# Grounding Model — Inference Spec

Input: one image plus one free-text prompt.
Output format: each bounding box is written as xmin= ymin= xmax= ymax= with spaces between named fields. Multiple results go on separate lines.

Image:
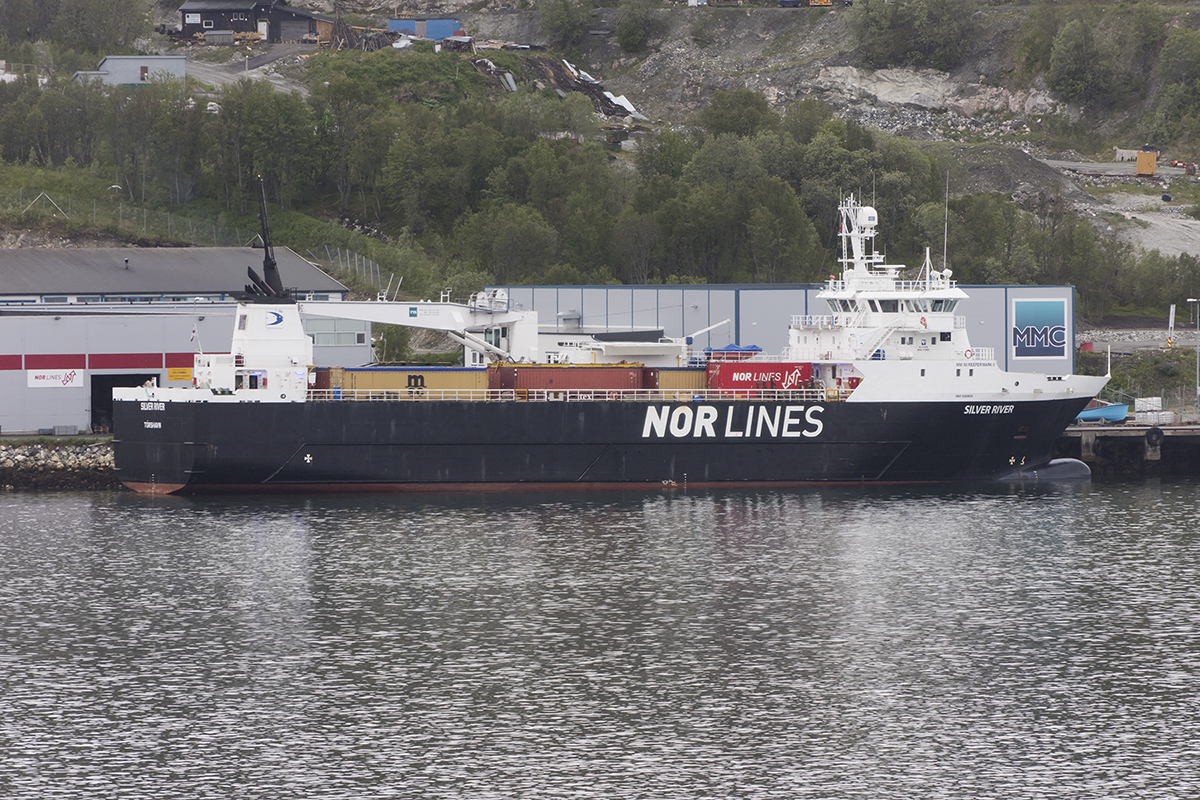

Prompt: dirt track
xmin=185 ymin=43 xmax=313 ymax=97
xmin=1080 ymin=192 xmax=1200 ymax=259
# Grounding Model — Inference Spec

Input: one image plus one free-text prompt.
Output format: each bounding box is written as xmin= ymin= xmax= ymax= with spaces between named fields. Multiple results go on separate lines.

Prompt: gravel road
xmin=186 ymin=43 xmax=313 ymax=97
xmin=1041 ymin=160 xmax=1200 ymax=258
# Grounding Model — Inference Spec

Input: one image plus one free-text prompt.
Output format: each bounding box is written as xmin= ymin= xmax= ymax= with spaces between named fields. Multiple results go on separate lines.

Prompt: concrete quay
xmin=1056 ymin=423 xmax=1200 ymax=478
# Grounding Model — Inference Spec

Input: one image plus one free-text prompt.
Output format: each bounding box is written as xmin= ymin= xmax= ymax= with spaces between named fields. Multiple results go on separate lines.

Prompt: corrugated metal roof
xmin=0 ymin=247 xmax=347 ymax=296
xmin=179 ymin=0 xmax=281 ymax=11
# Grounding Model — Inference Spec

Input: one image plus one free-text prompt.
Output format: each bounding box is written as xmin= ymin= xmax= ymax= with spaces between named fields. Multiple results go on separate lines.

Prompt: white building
xmin=72 ymin=55 xmax=187 ymax=86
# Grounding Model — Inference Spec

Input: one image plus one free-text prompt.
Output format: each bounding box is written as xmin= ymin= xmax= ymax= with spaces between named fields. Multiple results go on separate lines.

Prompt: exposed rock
xmin=0 ymin=442 xmax=120 ymax=491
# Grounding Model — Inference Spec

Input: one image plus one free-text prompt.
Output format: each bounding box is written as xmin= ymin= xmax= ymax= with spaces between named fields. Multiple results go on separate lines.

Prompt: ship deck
xmin=307 ymin=388 xmax=843 ymax=403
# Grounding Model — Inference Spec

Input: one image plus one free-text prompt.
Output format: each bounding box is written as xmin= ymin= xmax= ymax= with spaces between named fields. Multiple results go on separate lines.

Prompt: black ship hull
xmin=112 ymin=395 xmax=1094 ymax=494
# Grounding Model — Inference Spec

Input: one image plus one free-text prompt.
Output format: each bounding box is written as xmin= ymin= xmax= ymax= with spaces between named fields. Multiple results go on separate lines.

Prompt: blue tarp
xmin=387 ymin=18 xmax=462 ymax=40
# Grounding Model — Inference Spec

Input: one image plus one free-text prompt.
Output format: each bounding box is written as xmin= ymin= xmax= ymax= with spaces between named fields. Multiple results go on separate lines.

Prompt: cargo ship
xmin=111 ymin=196 xmax=1108 ymax=494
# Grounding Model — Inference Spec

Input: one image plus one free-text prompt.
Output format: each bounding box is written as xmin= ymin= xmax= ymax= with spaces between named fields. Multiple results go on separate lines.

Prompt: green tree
xmin=537 ymin=0 xmax=589 ymax=51
xmin=456 ymin=202 xmax=559 ymax=282
xmin=635 ymin=130 xmax=696 ymax=179
xmin=853 ymin=0 xmax=976 ymax=70
xmin=371 ymin=324 xmax=411 ymax=363
xmin=1047 ymin=19 xmax=1115 ymax=106
xmin=0 ymin=0 xmax=62 ymax=42
xmin=147 ymin=78 xmax=207 ymax=204
xmin=349 ymin=114 xmax=400 ymax=219
xmin=55 ymin=0 xmax=150 ymax=51
xmin=1159 ymin=27 xmax=1200 ymax=84
xmin=310 ymin=75 xmax=387 ymax=211
xmin=199 ymin=79 xmax=285 ymax=210
xmin=616 ymin=0 xmax=666 ymax=53
xmin=681 ymin=134 xmax=768 ymax=188
xmin=745 ymin=177 xmax=819 ymax=283
xmin=782 ymin=98 xmax=833 ymax=147
xmin=1127 ymin=2 xmax=1170 ymax=70
xmin=612 ymin=210 xmax=659 ymax=284
xmin=699 ymin=89 xmax=779 ymax=138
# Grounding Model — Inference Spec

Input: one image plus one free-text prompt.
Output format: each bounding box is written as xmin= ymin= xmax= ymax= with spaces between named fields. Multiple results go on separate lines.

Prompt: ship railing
xmin=824 ymin=278 xmax=958 ymax=292
xmin=306 ymin=388 xmax=839 ymax=403
xmin=793 ymin=313 xmax=968 ymax=331
xmin=959 ymin=347 xmax=996 ymax=362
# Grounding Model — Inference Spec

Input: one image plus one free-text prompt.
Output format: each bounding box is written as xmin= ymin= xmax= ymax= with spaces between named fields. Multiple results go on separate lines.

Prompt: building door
xmin=91 ymin=374 xmax=158 ymax=433
xmin=280 ymin=20 xmax=309 ymax=41
xmin=258 ymin=19 xmax=269 ymax=40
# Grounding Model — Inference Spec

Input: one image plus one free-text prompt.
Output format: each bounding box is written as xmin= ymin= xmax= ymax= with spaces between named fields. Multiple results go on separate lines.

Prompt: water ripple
xmin=2 ymin=482 xmax=1198 ymax=798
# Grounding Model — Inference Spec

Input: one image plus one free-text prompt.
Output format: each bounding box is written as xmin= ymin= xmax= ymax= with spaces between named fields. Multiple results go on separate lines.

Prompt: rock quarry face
xmin=811 ymin=67 xmax=1058 ymax=118
xmin=454 ymin=8 xmax=1060 ymax=131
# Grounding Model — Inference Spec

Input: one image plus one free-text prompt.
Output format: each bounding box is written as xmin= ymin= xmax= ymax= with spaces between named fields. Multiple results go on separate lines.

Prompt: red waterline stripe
xmin=0 ymin=355 xmax=22 ymax=370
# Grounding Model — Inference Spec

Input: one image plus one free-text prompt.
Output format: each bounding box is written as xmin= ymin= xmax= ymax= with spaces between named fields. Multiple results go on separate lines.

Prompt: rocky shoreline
xmin=0 ymin=441 xmax=121 ymax=491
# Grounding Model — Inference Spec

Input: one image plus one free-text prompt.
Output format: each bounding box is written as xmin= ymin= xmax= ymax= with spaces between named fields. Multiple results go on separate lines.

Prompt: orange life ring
xmin=920 ymin=316 xmax=927 ymax=328
xmin=964 ymin=349 xmax=973 ymax=359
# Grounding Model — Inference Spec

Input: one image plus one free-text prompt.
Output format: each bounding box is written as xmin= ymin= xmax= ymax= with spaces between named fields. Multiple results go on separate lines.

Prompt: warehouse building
xmin=0 ymin=247 xmax=366 ymax=435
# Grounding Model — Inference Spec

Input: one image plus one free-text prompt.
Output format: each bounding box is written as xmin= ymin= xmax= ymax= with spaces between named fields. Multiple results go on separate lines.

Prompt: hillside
xmin=6 ymin=0 xmax=1200 ymax=321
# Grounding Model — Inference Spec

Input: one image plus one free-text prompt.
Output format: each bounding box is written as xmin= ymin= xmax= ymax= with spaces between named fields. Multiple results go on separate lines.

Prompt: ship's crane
xmin=245 ymin=176 xmax=287 ymax=298
xmin=298 ymin=290 xmax=540 ymax=363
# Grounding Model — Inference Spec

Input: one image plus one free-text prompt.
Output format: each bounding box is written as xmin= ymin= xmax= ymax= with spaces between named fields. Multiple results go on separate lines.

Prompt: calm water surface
xmin=2 ymin=481 xmax=1199 ymax=799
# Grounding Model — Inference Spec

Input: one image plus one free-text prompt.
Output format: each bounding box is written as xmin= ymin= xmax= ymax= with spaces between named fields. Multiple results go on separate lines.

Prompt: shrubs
xmin=616 ymin=1 xmax=667 ymax=53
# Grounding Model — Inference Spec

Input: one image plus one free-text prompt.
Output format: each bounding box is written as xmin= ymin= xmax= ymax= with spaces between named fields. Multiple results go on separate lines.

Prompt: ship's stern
xmin=111 ymin=396 xmax=197 ymax=494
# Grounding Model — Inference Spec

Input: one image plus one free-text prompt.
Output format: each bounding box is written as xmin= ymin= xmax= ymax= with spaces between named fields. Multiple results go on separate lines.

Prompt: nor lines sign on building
xmin=1011 ymin=298 xmax=1069 ymax=360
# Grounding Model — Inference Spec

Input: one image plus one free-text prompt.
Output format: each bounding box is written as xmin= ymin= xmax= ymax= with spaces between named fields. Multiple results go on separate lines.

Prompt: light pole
xmin=1189 ymin=298 xmax=1200 ymax=421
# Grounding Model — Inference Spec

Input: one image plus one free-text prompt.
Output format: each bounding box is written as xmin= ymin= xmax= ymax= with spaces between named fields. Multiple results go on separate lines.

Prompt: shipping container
xmin=659 ymin=367 xmax=706 ymax=392
xmin=311 ymin=367 xmax=331 ymax=390
xmin=489 ymin=364 xmax=646 ymax=392
xmin=707 ymin=361 xmax=814 ymax=391
xmin=344 ymin=366 xmax=487 ymax=392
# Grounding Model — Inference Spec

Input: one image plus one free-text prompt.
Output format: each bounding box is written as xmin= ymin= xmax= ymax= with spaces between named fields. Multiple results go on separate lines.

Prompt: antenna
xmin=942 ymin=171 xmax=950 ymax=270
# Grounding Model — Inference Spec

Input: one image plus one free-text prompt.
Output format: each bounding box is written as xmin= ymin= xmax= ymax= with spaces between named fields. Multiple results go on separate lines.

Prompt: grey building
xmin=72 ymin=55 xmax=187 ymax=86
xmin=494 ymin=283 xmax=1082 ymax=375
xmin=0 ymin=247 xmax=368 ymax=435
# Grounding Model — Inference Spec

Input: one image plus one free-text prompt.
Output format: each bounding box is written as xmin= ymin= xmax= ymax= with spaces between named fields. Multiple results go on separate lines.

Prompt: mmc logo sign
xmin=1012 ymin=298 xmax=1068 ymax=359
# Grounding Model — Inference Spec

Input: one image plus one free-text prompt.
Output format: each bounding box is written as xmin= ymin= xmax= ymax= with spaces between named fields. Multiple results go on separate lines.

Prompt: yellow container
xmin=1136 ymin=151 xmax=1157 ymax=177
xmin=658 ymin=367 xmax=707 ymax=391
xmin=343 ymin=367 xmax=487 ymax=392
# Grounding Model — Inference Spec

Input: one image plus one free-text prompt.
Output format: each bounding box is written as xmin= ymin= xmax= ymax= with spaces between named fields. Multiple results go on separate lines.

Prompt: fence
xmin=1104 ymin=386 xmax=1200 ymax=424
xmin=0 ymin=188 xmax=386 ymax=291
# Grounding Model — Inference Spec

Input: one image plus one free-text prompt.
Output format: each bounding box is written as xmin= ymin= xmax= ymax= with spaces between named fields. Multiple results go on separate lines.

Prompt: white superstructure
xmin=767 ymin=196 xmax=1107 ymax=404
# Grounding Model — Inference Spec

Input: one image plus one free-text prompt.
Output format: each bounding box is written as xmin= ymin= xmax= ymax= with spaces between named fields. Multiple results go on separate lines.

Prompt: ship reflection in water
xmin=2 ymin=482 xmax=1198 ymax=798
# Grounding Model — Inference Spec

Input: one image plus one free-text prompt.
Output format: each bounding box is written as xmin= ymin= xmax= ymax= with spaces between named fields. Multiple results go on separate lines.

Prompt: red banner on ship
xmin=707 ymin=362 xmax=814 ymax=391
